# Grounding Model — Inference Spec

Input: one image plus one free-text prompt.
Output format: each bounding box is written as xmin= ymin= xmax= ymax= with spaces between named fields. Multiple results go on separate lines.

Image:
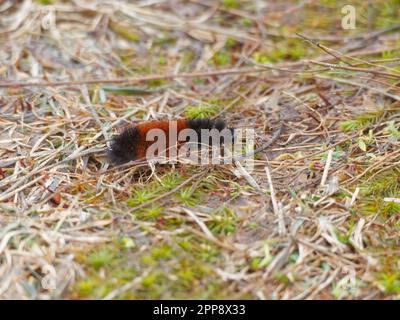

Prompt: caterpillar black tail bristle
xmin=107 ymin=126 xmax=139 ymax=165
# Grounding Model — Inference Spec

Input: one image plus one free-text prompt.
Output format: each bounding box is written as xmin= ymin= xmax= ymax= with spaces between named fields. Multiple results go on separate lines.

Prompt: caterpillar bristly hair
xmin=107 ymin=118 xmax=233 ymax=165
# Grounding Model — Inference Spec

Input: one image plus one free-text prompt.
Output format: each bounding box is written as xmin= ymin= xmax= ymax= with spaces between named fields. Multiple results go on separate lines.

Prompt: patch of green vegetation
xmin=87 ymin=248 xmax=117 ymax=270
xmin=176 ymin=186 xmax=201 ymax=207
xmin=160 ymin=172 xmax=185 ymax=190
xmin=249 ymin=243 xmax=273 ymax=270
xmin=374 ymin=1 xmax=400 ymax=28
xmin=386 ymin=121 xmax=400 ymax=140
xmin=339 ymin=109 xmax=385 ymax=132
xmin=335 ymin=223 xmax=355 ymax=245
xmin=157 ymin=55 xmax=167 ymax=65
xmin=274 ymin=272 xmax=291 ymax=286
xmin=360 ymin=195 xmax=400 ymax=216
xmin=154 ymin=33 xmax=176 ymax=46
xmin=151 ymin=243 xmax=173 ymax=260
xmin=127 ymin=189 xmax=158 ymax=207
xmin=120 ymin=237 xmax=136 ymax=249
xmin=35 ymin=0 xmax=54 ymax=4
xmin=377 ymin=272 xmax=400 ymax=294
xmin=141 ymin=271 xmax=163 ymax=288
xmin=357 ymin=167 xmax=400 ymax=216
xmin=74 ymin=233 xmax=246 ymax=299
xmin=212 ymin=50 xmax=232 ymax=67
xmin=381 ymin=49 xmax=400 ymax=60
xmin=225 ymin=38 xmax=237 ymax=49
xmin=175 ymin=173 xmax=221 ymax=207
xmin=127 ymin=172 xmax=186 ymax=208
xmin=375 ymin=254 xmax=400 ymax=295
xmin=182 ymin=50 xmax=195 ymax=66
xmin=148 ymin=79 xmax=168 ymax=87
xmin=222 ymin=0 xmax=240 ymax=9
xmin=239 ymin=18 xmax=252 ymax=27
xmin=185 ymin=104 xmax=221 ymax=119
xmin=126 ymin=172 xmax=222 ymax=228
xmin=135 ymin=205 xmax=164 ymax=221
xmin=109 ymin=22 xmax=140 ymax=42
xmin=361 ymin=168 xmax=400 ymax=196
xmin=253 ymin=39 xmax=306 ymax=64
xmin=209 ymin=206 xmax=238 ymax=235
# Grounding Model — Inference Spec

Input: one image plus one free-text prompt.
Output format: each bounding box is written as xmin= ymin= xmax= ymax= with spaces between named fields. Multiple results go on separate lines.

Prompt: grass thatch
xmin=0 ymin=0 xmax=399 ymax=299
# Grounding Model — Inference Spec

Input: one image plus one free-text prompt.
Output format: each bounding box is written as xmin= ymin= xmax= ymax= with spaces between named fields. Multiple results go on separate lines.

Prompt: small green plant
xmin=160 ymin=172 xmax=184 ymax=190
xmin=222 ymin=0 xmax=240 ymax=9
xmin=35 ymin=0 xmax=54 ymax=4
xmin=358 ymin=167 xmax=400 ymax=216
xmin=209 ymin=206 xmax=238 ymax=235
xmin=136 ymin=205 xmax=164 ymax=221
xmin=109 ymin=22 xmax=140 ymax=42
xmin=176 ymin=187 xmax=197 ymax=206
xmin=87 ymin=249 xmax=117 ymax=270
xmin=127 ymin=189 xmax=158 ymax=206
xmin=253 ymin=39 xmax=306 ymax=64
xmin=377 ymin=272 xmax=400 ymax=294
xmin=212 ymin=50 xmax=231 ymax=66
xmin=151 ymin=244 xmax=173 ymax=260
xmin=185 ymin=104 xmax=220 ymax=119
xmin=340 ymin=109 xmax=384 ymax=132
xmin=386 ymin=121 xmax=400 ymax=140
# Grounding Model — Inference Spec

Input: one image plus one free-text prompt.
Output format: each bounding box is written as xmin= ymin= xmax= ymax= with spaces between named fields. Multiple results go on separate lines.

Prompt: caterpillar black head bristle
xmin=107 ymin=126 xmax=139 ymax=165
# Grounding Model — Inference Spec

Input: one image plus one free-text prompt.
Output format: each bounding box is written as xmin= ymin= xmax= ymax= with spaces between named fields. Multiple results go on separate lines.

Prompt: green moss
xmin=160 ymin=172 xmax=185 ymax=190
xmin=212 ymin=50 xmax=232 ymax=67
xmin=239 ymin=18 xmax=252 ymax=27
xmin=87 ymin=249 xmax=117 ymax=270
xmin=35 ymin=0 xmax=54 ymax=4
xmin=182 ymin=50 xmax=195 ymax=66
xmin=335 ymin=224 xmax=355 ymax=245
xmin=185 ymin=104 xmax=220 ymax=119
xmin=377 ymin=272 xmax=400 ymax=294
xmin=339 ymin=109 xmax=385 ymax=132
xmin=222 ymin=0 xmax=240 ymax=9
xmin=157 ymin=55 xmax=167 ymax=65
xmin=225 ymin=38 xmax=237 ymax=49
xmin=374 ymin=1 xmax=400 ymax=28
xmin=77 ymin=279 xmax=98 ymax=296
xmin=175 ymin=186 xmax=200 ymax=207
xmin=120 ymin=237 xmax=136 ymax=249
xmin=250 ymin=257 xmax=262 ymax=270
xmin=356 ymin=167 xmax=400 ymax=216
xmin=386 ymin=121 xmax=400 ymax=140
xmin=154 ymin=33 xmax=176 ymax=46
xmin=109 ymin=22 xmax=140 ymax=42
xmin=253 ymin=39 xmax=306 ymax=64
xmin=151 ymin=244 xmax=173 ymax=260
xmin=142 ymin=272 xmax=162 ymax=287
xmin=148 ymin=79 xmax=168 ymax=87
xmin=127 ymin=189 xmax=158 ymax=206
xmin=72 ymin=230 xmax=246 ymax=299
xmin=360 ymin=197 xmax=400 ymax=216
xmin=209 ymin=206 xmax=238 ymax=235
xmin=135 ymin=205 xmax=164 ymax=221
xmin=382 ymin=49 xmax=400 ymax=60
xmin=274 ymin=272 xmax=291 ymax=285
